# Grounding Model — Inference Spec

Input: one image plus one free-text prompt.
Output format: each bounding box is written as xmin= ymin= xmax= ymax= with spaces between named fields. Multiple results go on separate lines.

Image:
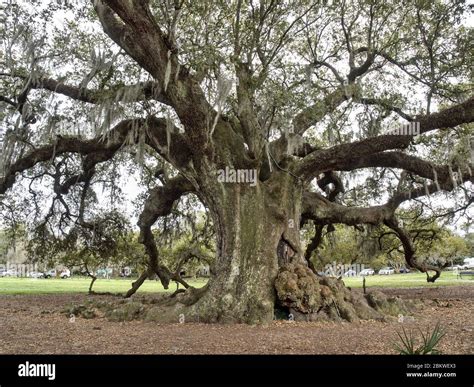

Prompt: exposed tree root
xmin=274 ymin=263 xmax=414 ymax=322
xmin=76 ymin=265 xmax=416 ymax=325
xmin=88 ymin=291 xmax=121 ymax=296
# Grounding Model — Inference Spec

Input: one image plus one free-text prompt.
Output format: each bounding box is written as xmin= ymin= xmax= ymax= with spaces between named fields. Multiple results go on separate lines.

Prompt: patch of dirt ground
xmin=0 ymin=286 xmax=472 ymax=354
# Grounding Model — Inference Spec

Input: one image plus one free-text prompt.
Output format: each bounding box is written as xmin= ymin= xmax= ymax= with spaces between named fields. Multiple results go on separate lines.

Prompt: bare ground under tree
xmin=0 ymin=286 xmax=472 ymax=355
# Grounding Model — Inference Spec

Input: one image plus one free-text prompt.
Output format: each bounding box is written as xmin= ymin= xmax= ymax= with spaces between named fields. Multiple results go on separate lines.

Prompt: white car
xmin=44 ymin=269 xmax=57 ymax=278
xmin=344 ymin=269 xmax=357 ymax=277
xmin=3 ymin=269 xmax=18 ymax=277
xmin=360 ymin=268 xmax=375 ymax=276
xmin=60 ymin=269 xmax=71 ymax=279
xmin=27 ymin=271 xmax=45 ymax=279
xmin=378 ymin=267 xmax=395 ymax=275
xmin=463 ymin=260 xmax=474 ymax=269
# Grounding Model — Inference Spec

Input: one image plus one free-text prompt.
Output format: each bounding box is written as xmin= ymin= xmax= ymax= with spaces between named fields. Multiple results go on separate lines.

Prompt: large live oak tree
xmin=0 ymin=0 xmax=472 ymax=323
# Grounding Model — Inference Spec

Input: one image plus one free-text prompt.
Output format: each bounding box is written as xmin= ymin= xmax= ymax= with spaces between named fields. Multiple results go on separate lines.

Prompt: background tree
xmin=428 ymin=233 xmax=469 ymax=267
xmin=372 ymin=214 xmax=470 ymax=270
xmin=306 ymin=216 xmax=469 ymax=272
xmin=462 ymin=232 xmax=474 ymax=256
xmin=27 ymin=209 xmax=131 ymax=292
xmin=0 ymin=0 xmax=473 ymax=323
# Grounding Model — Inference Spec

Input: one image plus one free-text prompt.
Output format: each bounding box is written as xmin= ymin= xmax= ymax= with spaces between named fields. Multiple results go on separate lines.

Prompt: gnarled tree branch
xmin=93 ymin=0 xmax=214 ymax=146
xmin=294 ymin=96 xmax=474 ymax=181
xmin=384 ymin=217 xmax=441 ymax=282
xmin=125 ymin=174 xmax=195 ymax=297
xmin=0 ymin=115 xmax=191 ymax=194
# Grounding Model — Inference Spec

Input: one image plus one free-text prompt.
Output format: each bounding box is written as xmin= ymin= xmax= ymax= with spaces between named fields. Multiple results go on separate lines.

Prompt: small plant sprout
xmin=393 ymin=322 xmax=446 ymax=355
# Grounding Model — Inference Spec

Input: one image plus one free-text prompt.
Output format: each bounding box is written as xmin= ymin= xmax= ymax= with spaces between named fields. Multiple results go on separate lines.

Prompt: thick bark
xmin=195 ymin=173 xmax=303 ymax=323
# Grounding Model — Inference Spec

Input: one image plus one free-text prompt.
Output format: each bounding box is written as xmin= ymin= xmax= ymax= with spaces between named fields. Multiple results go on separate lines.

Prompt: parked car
xmin=3 ymin=269 xmax=18 ymax=277
xmin=463 ymin=258 xmax=474 ymax=269
xmin=399 ymin=267 xmax=411 ymax=274
xmin=0 ymin=269 xmax=7 ymax=277
xmin=44 ymin=269 xmax=57 ymax=278
xmin=360 ymin=268 xmax=375 ymax=276
xmin=343 ymin=269 xmax=357 ymax=277
xmin=378 ymin=267 xmax=395 ymax=275
xmin=59 ymin=269 xmax=71 ymax=279
xmin=27 ymin=271 xmax=45 ymax=279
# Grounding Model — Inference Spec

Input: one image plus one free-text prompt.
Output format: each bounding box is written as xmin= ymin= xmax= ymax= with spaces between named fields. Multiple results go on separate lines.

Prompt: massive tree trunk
xmin=160 ymin=171 xmax=303 ymax=324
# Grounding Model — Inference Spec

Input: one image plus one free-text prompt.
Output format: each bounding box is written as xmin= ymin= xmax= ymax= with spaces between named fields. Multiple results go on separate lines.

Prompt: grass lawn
xmin=343 ymin=271 xmax=474 ymax=288
xmin=0 ymin=272 xmax=472 ymax=295
xmin=0 ymin=276 xmax=208 ymax=295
